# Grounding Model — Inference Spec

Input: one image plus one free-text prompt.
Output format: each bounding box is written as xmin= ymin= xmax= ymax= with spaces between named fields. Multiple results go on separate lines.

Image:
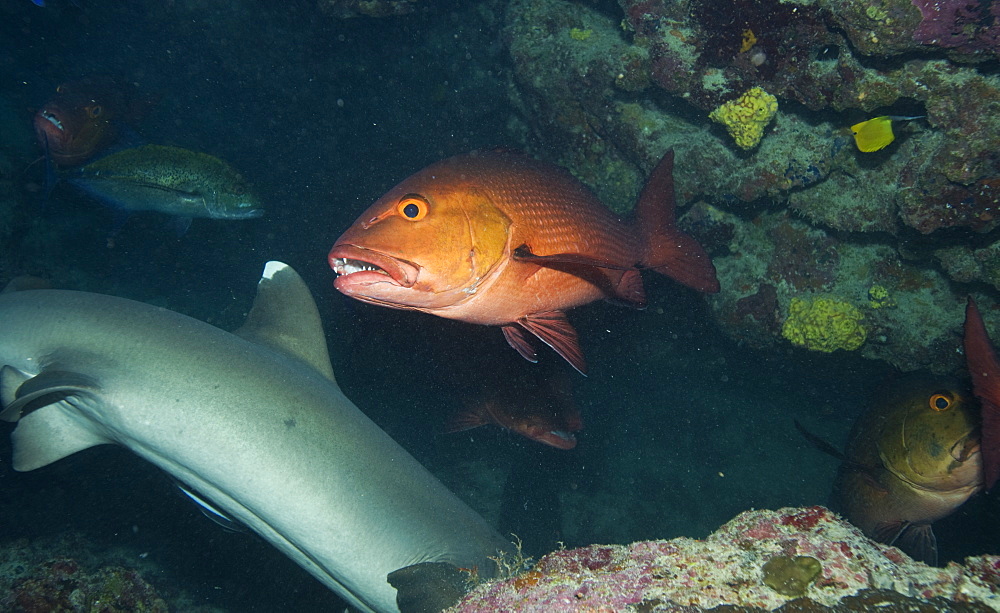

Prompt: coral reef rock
xmin=448 ymin=506 xmax=1000 ymax=612
xmin=1 ymin=557 xmax=169 ymax=613
xmin=502 ymin=0 xmax=1000 ymax=373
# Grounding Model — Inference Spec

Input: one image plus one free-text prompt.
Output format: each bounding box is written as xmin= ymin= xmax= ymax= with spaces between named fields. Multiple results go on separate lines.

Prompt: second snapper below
xmin=329 ymin=149 xmax=719 ymax=374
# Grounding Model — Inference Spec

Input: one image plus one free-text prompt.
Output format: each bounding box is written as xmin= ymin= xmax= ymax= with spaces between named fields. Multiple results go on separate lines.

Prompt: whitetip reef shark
xmin=0 ymin=261 xmax=511 ymax=613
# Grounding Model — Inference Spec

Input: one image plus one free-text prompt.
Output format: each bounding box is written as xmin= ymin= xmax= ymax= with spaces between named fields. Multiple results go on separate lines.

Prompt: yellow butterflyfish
xmin=850 ymin=115 xmax=924 ymax=153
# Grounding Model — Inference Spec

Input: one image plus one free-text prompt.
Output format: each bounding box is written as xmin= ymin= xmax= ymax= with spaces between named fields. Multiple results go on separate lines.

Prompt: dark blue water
xmin=1 ymin=1 xmax=997 ymax=611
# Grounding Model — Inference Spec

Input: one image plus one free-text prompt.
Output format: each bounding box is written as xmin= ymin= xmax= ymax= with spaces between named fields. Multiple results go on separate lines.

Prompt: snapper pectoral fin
xmin=512 ymin=244 xmax=633 ymax=271
xmin=512 ymin=244 xmax=647 ymax=307
xmin=444 ymin=409 xmax=489 ymax=433
xmin=875 ymin=521 xmax=937 ymax=566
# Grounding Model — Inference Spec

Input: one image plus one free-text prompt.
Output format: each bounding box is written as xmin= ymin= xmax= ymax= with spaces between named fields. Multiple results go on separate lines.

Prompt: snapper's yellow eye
xmin=86 ymin=105 xmax=103 ymax=118
xmin=929 ymin=392 xmax=954 ymax=412
xmin=396 ymin=195 xmax=429 ymax=221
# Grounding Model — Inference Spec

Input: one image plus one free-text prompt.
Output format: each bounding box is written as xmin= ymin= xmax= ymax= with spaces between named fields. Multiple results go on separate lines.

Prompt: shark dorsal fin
xmin=235 ymin=261 xmax=337 ymax=384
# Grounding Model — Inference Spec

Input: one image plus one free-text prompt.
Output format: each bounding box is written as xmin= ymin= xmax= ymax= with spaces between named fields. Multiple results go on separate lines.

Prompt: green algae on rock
xmin=762 ymin=555 xmax=822 ymax=597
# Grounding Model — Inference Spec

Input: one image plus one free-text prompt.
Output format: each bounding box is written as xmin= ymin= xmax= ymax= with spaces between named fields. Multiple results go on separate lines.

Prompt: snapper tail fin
xmin=635 ymin=150 xmax=720 ymax=293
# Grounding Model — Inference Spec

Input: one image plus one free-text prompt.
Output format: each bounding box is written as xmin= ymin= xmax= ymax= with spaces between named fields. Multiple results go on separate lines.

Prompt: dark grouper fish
xmin=802 ymin=298 xmax=1000 ymax=566
xmin=828 ymin=376 xmax=982 ymax=566
xmin=64 ymin=144 xmax=263 ymax=226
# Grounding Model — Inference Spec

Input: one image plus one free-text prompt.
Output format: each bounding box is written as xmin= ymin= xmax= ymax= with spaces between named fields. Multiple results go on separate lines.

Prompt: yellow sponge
xmin=782 ymin=296 xmax=867 ymax=352
xmin=709 ymin=87 xmax=778 ymax=150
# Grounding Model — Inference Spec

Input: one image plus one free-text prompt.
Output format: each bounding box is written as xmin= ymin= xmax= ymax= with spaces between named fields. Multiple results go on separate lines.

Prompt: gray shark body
xmin=0 ymin=262 xmax=509 ymax=613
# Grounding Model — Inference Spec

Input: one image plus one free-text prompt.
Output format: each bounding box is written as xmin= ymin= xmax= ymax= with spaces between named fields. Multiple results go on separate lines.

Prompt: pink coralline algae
xmin=447 ymin=506 xmax=1000 ymax=612
xmin=911 ymin=0 xmax=1000 ymax=58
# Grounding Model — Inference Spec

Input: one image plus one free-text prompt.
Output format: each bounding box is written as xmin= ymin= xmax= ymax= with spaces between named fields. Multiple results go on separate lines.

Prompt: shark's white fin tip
xmin=238 ymin=261 xmax=338 ymax=384
xmin=262 ymin=261 xmax=289 ymax=280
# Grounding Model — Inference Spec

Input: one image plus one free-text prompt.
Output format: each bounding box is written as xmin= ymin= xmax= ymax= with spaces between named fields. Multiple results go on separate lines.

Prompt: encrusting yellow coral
xmin=868 ymin=284 xmax=895 ymax=309
xmin=709 ymin=86 xmax=778 ymax=150
xmin=781 ymin=296 xmax=867 ymax=352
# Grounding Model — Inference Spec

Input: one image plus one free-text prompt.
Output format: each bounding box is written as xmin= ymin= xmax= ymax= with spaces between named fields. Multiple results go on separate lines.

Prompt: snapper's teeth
xmin=42 ymin=112 xmax=64 ymax=131
xmin=332 ymin=257 xmax=388 ymax=277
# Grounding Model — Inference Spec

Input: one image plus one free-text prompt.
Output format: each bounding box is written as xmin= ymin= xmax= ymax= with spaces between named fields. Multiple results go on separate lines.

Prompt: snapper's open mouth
xmin=330 ymin=258 xmax=389 ymax=277
xmin=41 ymin=110 xmax=65 ymax=132
xmin=328 ymin=244 xmax=418 ymax=289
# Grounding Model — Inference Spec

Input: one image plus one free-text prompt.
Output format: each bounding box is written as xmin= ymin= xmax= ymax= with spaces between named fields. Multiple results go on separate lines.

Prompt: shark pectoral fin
xmin=0 ymin=365 xmax=31 ymax=419
xmin=0 ymin=367 xmax=101 ymax=421
xmin=1 ymin=367 xmax=109 ymax=471
xmin=388 ymin=561 xmax=472 ymax=613
xmin=235 ymin=261 xmax=337 ymax=383
xmin=12 ymin=406 xmax=111 ymax=471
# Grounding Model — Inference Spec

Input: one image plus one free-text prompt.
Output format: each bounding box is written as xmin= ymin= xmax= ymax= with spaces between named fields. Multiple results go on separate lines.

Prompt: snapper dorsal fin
xmin=235 ymin=261 xmax=336 ymax=384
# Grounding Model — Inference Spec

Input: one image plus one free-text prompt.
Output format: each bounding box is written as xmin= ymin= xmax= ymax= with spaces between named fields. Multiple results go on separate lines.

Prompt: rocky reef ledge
xmin=448 ymin=506 xmax=1000 ymax=612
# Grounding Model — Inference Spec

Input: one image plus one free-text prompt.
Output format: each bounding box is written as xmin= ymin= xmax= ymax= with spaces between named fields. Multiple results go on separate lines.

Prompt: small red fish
xmin=963 ymin=296 xmax=1000 ymax=492
xmin=33 ymin=76 xmax=149 ymax=166
xmin=446 ymin=370 xmax=582 ymax=449
xmin=329 ymin=149 xmax=719 ymax=374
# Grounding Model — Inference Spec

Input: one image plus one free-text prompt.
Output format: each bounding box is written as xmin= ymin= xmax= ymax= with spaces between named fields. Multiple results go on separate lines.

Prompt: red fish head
xmin=329 ymin=158 xmax=512 ymax=313
xmin=34 ymin=82 xmax=116 ymax=166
